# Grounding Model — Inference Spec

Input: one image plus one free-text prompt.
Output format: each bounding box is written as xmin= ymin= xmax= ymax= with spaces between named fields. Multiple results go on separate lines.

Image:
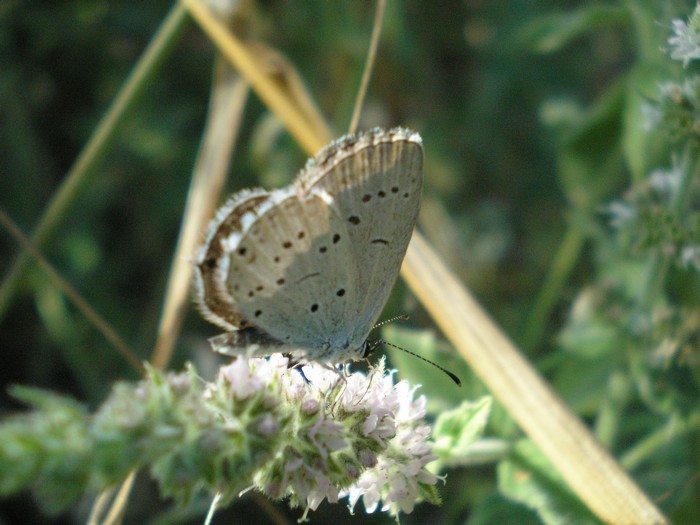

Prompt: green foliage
xmin=0 ymin=387 xmax=92 ymax=512
xmin=432 ymin=397 xmax=492 ymax=465
xmin=498 ymin=440 xmax=601 ymax=525
xmin=0 ymin=365 xmax=280 ymax=511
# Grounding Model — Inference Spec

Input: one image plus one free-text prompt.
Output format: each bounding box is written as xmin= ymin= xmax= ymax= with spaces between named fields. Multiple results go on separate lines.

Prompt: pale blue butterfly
xmin=194 ymin=127 xmax=423 ymax=365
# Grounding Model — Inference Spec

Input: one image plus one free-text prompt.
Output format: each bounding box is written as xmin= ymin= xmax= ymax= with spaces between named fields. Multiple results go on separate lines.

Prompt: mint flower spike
xmin=0 ymin=355 xmax=443 ymax=521
xmin=668 ymin=7 xmax=700 ymax=67
xmin=222 ymin=355 xmax=442 ymax=522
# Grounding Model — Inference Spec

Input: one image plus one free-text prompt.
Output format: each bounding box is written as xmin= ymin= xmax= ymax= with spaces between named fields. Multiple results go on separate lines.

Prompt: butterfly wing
xmin=299 ymin=128 xmax=424 ymax=347
xmin=195 ymin=128 xmax=423 ymax=362
xmin=220 ymin=188 xmax=356 ymax=350
xmin=194 ymin=189 xmax=272 ymax=332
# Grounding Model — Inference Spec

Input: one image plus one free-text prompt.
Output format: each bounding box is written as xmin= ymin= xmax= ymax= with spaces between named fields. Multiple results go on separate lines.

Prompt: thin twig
xmin=0 ymin=208 xmax=145 ymax=375
xmin=99 ymin=470 xmax=137 ymax=525
xmin=347 ymin=0 xmax=386 ymax=135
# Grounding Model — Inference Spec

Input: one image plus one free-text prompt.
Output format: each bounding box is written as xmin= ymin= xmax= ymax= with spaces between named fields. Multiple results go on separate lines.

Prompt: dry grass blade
xmin=150 ymin=60 xmax=249 ymax=369
xmin=95 ymin=470 xmax=136 ymax=525
xmin=182 ymin=0 xmax=331 ymax=152
xmin=244 ymin=41 xmax=334 ymax=145
xmin=85 ymin=485 xmax=116 ymax=525
xmin=204 ymin=492 xmax=222 ymax=525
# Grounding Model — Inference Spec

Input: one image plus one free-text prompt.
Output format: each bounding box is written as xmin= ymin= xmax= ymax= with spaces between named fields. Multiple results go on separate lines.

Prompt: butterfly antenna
xmin=372 ymin=314 xmax=410 ymax=331
xmin=379 ymin=340 xmax=462 ymax=387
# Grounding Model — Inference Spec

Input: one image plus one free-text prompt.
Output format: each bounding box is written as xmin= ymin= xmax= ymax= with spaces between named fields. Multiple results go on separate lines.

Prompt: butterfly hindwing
xmin=223 ymin=191 xmax=357 ymax=349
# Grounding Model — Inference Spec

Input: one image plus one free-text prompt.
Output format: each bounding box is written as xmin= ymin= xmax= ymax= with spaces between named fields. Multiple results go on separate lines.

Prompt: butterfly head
xmin=360 ymin=339 xmax=381 ymax=360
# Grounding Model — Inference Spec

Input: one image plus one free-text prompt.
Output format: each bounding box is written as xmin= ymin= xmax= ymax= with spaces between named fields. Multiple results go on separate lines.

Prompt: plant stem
xmin=621 ymin=411 xmax=700 ymax=470
xmin=637 ymin=142 xmax=700 ymax=309
xmin=594 ymin=371 xmax=633 ymax=448
xmin=522 ymin=219 xmax=586 ymax=351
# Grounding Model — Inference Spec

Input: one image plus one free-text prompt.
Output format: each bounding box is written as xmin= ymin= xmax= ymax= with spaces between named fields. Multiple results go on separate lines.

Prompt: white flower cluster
xmin=341 ymin=379 xmax=439 ymax=516
xmin=668 ymin=17 xmax=700 ymax=67
xmin=214 ymin=354 xmax=439 ymax=520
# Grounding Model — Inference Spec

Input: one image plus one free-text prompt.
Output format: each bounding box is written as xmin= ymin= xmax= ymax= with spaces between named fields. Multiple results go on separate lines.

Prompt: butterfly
xmin=193 ymin=127 xmax=423 ymax=365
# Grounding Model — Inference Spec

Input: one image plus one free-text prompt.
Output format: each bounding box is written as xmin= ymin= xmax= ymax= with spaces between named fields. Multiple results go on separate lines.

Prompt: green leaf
xmin=621 ymin=64 xmax=675 ymax=183
xmin=432 ymin=397 xmax=492 ymax=464
xmin=8 ymin=385 xmax=87 ymax=416
xmin=498 ymin=439 xmax=601 ymax=525
xmin=520 ymin=5 xmax=628 ymax=54
xmin=542 ymin=79 xmax=627 ymax=211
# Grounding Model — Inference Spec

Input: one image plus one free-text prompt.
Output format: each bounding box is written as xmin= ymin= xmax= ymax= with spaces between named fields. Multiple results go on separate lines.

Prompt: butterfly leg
xmin=284 ymin=353 xmax=312 ymax=383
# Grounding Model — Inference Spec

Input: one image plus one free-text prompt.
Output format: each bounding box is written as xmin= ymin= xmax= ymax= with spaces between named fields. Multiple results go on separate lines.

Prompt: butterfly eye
xmin=361 ymin=340 xmax=374 ymax=359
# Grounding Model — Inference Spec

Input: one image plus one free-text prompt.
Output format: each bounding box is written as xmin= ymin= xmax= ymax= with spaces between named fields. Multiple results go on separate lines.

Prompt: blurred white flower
xmin=668 ymin=17 xmax=700 ymax=67
xmin=221 ymin=352 xmax=288 ymax=399
xmin=681 ymin=245 xmax=700 ymax=270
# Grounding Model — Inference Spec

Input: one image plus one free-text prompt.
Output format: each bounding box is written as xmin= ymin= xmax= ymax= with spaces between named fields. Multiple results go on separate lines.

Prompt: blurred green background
xmin=1 ymin=0 xmax=698 ymax=523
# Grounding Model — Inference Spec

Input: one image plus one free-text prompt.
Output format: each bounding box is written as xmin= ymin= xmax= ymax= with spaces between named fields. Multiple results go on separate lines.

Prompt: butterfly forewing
xmin=306 ymin=131 xmax=424 ymax=346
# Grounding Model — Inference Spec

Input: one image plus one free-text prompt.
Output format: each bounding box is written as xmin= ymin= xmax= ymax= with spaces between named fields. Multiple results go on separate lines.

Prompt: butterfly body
xmin=194 ymin=127 xmax=423 ymax=365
